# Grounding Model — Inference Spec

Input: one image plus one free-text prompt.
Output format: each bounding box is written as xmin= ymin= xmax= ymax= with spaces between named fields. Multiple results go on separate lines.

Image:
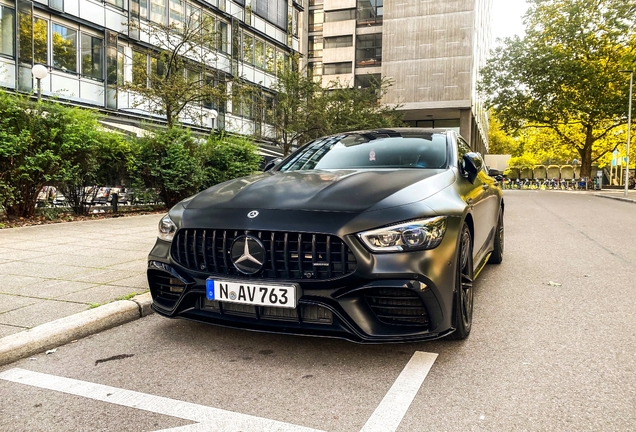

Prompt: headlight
xmin=358 ymin=216 xmax=447 ymax=252
xmin=158 ymin=214 xmax=177 ymax=242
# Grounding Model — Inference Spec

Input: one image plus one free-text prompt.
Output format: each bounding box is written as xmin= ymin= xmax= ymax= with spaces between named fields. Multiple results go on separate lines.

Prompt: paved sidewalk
xmin=0 ymin=214 xmax=160 ymax=339
xmin=594 ymin=189 xmax=636 ymax=203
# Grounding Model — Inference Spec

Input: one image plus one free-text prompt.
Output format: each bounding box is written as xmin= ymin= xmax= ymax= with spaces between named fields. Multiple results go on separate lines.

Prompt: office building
xmin=307 ymin=0 xmax=492 ymax=152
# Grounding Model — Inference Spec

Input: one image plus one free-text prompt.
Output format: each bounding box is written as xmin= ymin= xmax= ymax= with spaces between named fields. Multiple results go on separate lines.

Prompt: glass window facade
xmin=309 ymin=10 xmax=323 ymax=32
xmin=357 ymin=0 xmax=383 ymax=26
xmin=324 ymin=62 xmax=351 ymax=75
xmin=356 ymin=33 xmax=382 ymax=67
xmin=0 ymin=6 xmax=14 ymax=58
xmin=132 ymin=50 xmax=146 ymax=85
xmin=325 ymin=9 xmax=355 ymax=22
xmin=81 ymin=34 xmax=104 ymax=80
xmin=52 ymin=24 xmax=77 ymax=72
xmin=308 ymin=36 xmax=322 ymax=58
xmin=324 ymin=35 xmax=352 ymax=49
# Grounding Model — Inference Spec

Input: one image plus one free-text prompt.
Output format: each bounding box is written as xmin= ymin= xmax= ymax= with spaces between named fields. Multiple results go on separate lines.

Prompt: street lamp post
xmin=620 ymin=70 xmax=633 ymax=197
xmin=31 ymin=64 xmax=48 ymax=102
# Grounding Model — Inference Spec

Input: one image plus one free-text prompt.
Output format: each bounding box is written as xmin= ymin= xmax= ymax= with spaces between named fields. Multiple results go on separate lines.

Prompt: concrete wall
xmin=381 ymin=0 xmax=475 ymax=109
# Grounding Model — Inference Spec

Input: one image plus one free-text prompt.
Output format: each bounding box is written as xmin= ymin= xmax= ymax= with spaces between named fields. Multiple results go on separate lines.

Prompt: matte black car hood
xmin=185 ymin=169 xmax=455 ymax=213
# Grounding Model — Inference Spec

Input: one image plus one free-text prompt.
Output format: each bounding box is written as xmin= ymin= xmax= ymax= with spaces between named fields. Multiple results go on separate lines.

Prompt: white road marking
xmin=359 ymin=351 xmax=438 ymax=432
xmin=0 ymin=368 xmax=325 ymax=432
xmin=0 ymin=351 xmax=438 ymax=432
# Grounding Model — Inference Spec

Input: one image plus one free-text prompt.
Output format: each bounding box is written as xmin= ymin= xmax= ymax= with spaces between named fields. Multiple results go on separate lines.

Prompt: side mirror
xmin=461 ymin=153 xmax=481 ymax=184
xmin=263 ymin=157 xmax=282 ymax=172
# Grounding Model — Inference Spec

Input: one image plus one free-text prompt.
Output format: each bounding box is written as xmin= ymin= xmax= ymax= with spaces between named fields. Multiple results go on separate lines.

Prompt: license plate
xmin=206 ymin=279 xmax=298 ymax=309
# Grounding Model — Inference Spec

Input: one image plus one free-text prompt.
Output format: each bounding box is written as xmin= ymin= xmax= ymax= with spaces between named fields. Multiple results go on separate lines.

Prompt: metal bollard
xmin=111 ymin=193 xmax=118 ymax=213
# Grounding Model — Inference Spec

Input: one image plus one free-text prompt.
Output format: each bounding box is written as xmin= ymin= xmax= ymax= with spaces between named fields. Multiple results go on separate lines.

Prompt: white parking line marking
xmin=359 ymin=351 xmax=438 ymax=432
xmin=0 ymin=368 xmax=325 ymax=432
xmin=0 ymin=351 xmax=437 ymax=432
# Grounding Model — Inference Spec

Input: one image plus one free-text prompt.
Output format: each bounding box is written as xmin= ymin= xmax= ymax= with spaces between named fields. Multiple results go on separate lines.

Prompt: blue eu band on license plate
xmin=206 ymin=279 xmax=297 ymax=309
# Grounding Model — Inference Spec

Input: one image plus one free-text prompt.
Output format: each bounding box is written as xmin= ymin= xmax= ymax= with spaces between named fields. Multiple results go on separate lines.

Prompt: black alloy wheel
xmin=448 ymin=223 xmax=474 ymax=340
xmin=488 ymin=208 xmax=504 ymax=264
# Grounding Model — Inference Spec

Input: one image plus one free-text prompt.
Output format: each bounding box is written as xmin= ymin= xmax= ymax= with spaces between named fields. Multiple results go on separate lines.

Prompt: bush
xmin=200 ymin=133 xmax=262 ymax=187
xmin=131 ymin=127 xmax=205 ymax=208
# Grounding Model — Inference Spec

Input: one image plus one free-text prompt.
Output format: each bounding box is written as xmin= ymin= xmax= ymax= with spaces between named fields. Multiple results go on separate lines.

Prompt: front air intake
xmin=365 ymin=288 xmax=429 ymax=327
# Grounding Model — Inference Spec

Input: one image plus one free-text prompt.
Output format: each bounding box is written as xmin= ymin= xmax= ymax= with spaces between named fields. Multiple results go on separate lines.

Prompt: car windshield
xmin=279 ymin=131 xmax=448 ymax=171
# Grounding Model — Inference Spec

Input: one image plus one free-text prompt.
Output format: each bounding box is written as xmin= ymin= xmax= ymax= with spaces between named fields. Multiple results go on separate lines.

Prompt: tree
xmin=323 ymin=77 xmax=403 ymax=135
xmin=487 ymin=110 xmax=520 ymax=155
xmin=131 ymin=127 xmax=205 ymax=208
xmin=267 ymin=65 xmax=327 ymax=156
xmin=200 ymin=133 xmax=262 ymax=186
xmin=479 ymin=0 xmax=636 ymax=178
xmin=121 ymin=13 xmax=227 ymax=129
xmin=267 ymin=66 xmax=404 ymax=156
xmin=0 ymin=91 xmax=128 ymax=217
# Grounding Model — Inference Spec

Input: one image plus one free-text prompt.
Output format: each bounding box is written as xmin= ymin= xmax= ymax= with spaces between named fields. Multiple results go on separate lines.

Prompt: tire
xmin=488 ymin=208 xmax=504 ymax=264
xmin=448 ymin=223 xmax=474 ymax=340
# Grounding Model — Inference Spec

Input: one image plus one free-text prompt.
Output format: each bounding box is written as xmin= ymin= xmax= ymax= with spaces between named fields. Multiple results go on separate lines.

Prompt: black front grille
xmin=365 ymin=288 xmax=429 ymax=327
xmin=148 ymin=270 xmax=187 ymax=310
xmin=172 ymin=229 xmax=357 ymax=280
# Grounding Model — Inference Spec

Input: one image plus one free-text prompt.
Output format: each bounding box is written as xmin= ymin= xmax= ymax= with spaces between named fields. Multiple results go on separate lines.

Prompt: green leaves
xmin=480 ymin=0 xmax=636 ymax=176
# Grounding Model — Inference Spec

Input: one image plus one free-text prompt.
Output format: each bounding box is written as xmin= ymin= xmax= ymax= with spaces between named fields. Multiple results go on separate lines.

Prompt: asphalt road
xmin=1 ymin=190 xmax=635 ymax=432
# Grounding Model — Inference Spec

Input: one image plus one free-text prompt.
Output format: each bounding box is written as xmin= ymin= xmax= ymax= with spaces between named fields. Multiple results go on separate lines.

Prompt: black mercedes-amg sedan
xmin=147 ymin=128 xmax=504 ymax=342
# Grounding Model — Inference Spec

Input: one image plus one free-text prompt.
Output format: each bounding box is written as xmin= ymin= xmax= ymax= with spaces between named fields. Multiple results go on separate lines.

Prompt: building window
xmin=354 ymin=73 xmax=380 ymax=89
xmin=132 ymin=50 xmax=146 ymax=85
xmin=325 ymin=9 xmax=355 ymax=22
xmin=308 ymin=61 xmax=322 ymax=77
xmin=49 ymin=0 xmax=64 ymax=11
xmin=217 ymin=20 xmax=229 ymax=54
xmin=185 ymin=4 xmax=201 ymax=29
xmin=308 ymin=36 xmax=322 ymax=58
xmin=252 ymin=0 xmax=288 ymax=30
xmin=105 ymin=0 xmax=125 ymax=9
xmin=324 ymin=62 xmax=350 ymax=75
xmin=52 ymin=24 xmax=77 ymax=72
xmin=150 ymin=0 xmax=166 ymax=24
xmin=139 ymin=0 xmax=148 ymax=20
xmin=254 ymin=38 xmax=264 ymax=68
xmin=309 ymin=0 xmax=323 ymax=5
xmin=356 ymin=33 xmax=381 ymax=67
xmin=309 ymin=10 xmax=323 ymax=32
xmin=357 ymin=0 xmax=383 ymax=26
xmin=265 ymin=44 xmax=275 ymax=74
xmin=324 ymin=35 xmax=352 ymax=49
xmin=34 ymin=18 xmax=48 ymax=65
xmin=116 ymin=46 xmax=125 ymax=85
xmin=242 ymin=32 xmax=253 ymax=64
xmin=18 ymin=15 xmax=48 ymax=65
xmin=0 ymin=6 xmax=15 ymax=58
xmin=150 ymin=55 xmax=166 ymax=78
xmin=169 ymin=0 xmax=184 ymax=30
xmin=81 ymin=34 xmax=103 ymax=80
xmin=292 ymin=8 xmax=299 ymax=37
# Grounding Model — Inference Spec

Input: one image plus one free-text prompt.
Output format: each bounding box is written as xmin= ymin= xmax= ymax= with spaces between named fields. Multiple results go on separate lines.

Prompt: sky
xmin=491 ymin=0 xmax=530 ymax=41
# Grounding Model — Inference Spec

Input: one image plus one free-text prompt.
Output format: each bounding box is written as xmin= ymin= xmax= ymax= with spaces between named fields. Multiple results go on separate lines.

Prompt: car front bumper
xmin=147 ymin=216 xmax=463 ymax=343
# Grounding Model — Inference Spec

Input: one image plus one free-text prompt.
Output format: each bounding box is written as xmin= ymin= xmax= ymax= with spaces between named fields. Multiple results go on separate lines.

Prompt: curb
xmin=0 ymin=293 xmax=154 ymax=367
xmin=594 ymin=193 xmax=636 ymax=204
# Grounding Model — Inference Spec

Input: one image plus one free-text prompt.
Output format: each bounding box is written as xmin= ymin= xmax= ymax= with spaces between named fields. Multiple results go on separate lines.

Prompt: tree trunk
xmin=579 ymin=125 xmax=595 ymax=179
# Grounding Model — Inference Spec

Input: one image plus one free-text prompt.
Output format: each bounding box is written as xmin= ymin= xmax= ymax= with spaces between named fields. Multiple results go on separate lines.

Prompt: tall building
xmin=0 ymin=0 xmax=492 ymax=153
xmin=0 ymin=0 xmax=304 ymax=158
xmin=307 ymin=0 xmax=492 ymax=152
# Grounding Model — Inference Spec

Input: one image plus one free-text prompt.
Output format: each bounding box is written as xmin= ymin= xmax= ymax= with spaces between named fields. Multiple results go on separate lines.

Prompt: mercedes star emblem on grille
xmin=230 ymin=235 xmax=266 ymax=274
xmin=247 ymin=210 xmax=259 ymax=218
